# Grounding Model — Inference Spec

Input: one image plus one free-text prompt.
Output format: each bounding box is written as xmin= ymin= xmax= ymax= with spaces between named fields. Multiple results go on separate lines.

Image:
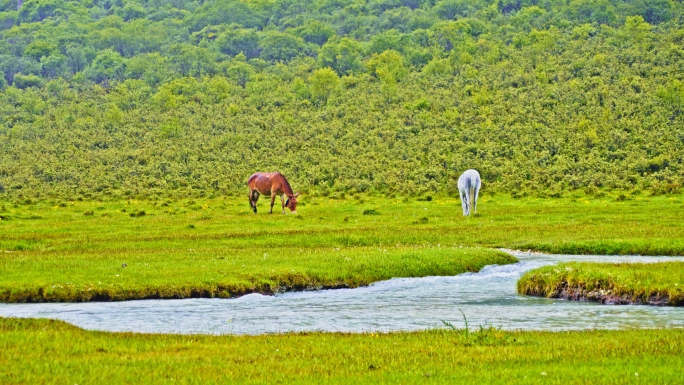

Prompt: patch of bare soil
xmin=553 ymin=287 xmax=671 ymax=306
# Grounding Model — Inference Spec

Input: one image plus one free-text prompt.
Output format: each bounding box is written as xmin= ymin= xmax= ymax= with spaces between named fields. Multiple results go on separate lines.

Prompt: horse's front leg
xmin=461 ymin=193 xmax=469 ymax=216
xmin=269 ymin=193 xmax=276 ymax=214
xmin=281 ymin=195 xmax=286 ymax=214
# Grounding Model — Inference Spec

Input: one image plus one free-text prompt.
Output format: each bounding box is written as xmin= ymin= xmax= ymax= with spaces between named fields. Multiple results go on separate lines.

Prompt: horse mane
xmin=276 ymin=172 xmax=294 ymax=195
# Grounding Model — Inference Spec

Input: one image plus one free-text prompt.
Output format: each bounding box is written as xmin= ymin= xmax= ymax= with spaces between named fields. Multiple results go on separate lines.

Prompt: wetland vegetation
xmin=518 ymin=261 xmax=684 ymax=305
xmin=2 ymin=317 xmax=684 ymax=384
xmin=2 ymin=0 xmax=684 ymax=380
xmin=1 ymin=193 xmax=683 ymax=302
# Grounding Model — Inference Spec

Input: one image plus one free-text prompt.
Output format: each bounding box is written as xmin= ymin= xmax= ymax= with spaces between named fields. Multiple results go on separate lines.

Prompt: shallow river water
xmin=2 ymin=251 xmax=684 ymax=335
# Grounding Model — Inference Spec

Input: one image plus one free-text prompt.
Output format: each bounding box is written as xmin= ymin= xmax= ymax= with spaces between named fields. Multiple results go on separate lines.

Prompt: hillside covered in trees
xmin=0 ymin=0 xmax=682 ymax=199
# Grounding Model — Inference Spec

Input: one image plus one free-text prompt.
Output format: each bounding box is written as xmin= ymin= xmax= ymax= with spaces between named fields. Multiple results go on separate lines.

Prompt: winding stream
xmin=2 ymin=251 xmax=683 ymax=335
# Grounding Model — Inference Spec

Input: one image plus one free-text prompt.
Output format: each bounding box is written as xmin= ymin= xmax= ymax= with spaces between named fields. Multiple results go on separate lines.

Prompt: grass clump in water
xmin=518 ymin=262 xmax=684 ymax=305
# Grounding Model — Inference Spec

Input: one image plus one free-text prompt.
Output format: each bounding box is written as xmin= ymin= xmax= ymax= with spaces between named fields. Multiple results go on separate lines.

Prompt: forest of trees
xmin=0 ymin=0 xmax=682 ymax=199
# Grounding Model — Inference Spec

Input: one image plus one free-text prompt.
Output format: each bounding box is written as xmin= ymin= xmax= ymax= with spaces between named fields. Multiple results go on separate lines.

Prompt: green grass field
xmin=1 ymin=193 xmax=683 ymax=302
xmin=3 ymin=193 xmax=684 ymax=383
xmin=2 ymin=318 xmax=684 ymax=384
xmin=518 ymin=261 xmax=684 ymax=305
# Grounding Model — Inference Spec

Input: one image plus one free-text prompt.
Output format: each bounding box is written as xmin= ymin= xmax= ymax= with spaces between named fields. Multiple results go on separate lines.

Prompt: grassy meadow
xmin=1 ymin=192 xmax=684 ymax=302
xmin=3 ymin=1 xmax=684 ymax=381
xmin=2 ymin=193 xmax=684 ymax=383
xmin=2 ymin=318 xmax=684 ymax=384
xmin=518 ymin=261 xmax=684 ymax=305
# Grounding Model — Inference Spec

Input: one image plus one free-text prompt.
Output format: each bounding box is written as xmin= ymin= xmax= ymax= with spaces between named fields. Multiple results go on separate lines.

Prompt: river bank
xmin=518 ymin=262 xmax=684 ymax=306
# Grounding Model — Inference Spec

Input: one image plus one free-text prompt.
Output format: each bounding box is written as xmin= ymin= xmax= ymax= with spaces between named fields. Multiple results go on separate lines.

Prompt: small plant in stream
xmin=442 ymin=309 xmax=513 ymax=346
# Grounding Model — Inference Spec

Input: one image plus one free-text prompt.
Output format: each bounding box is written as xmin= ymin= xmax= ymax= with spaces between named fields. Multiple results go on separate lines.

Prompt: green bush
xmin=0 ymin=0 xmax=683 ymax=199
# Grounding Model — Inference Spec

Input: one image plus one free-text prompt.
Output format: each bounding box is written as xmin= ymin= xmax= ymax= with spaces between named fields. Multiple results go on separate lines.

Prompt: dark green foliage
xmin=258 ymin=31 xmax=309 ymax=62
xmin=295 ymin=20 xmax=336 ymax=46
xmin=83 ymin=49 xmax=126 ymax=83
xmin=215 ymin=26 xmax=260 ymax=58
xmin=318 ymin=37 xmax=364 ymax=75
xmin=0 ymin=1 xmax=683 ymax=199
xmin=11 ymin=73 xmax=42 ymax=88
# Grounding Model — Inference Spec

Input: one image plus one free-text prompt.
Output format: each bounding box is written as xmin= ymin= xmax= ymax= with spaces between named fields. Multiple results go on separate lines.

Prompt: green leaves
xmin=309 ymin=67 xmax=339 ymax=104
xmin=84 ymin=49 xmax=126 ymax=84
xmin=656 ymin=79 xmax=684 ymax=116
xmin=12 ymin=73 xmax=42 ymax=89
xmin=226 ymin=55 xmax=254 ymax=88
xmin=366 ymin=50 xmax=407 ymax=102
xmin=215 ymin=27 xmax=260 ymax=59
xmin=258 ymin=31 xmax=307 ymax=63
xmin=318 ymin=38 xmax=363 ymax=76
xmin=23 ymin=40 xmax=58 ymax=61
xmin=0 ymin=0 xmax=683 ymax=198
xmin=295 ymin=20 xmax=335 ymax=46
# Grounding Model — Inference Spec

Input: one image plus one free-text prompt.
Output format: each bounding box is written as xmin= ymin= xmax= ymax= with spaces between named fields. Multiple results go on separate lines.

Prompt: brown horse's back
xmin=248 ymin=172 xmax=293 ymax=195
xmin=247 ymin=172 xmax=263 ymax=191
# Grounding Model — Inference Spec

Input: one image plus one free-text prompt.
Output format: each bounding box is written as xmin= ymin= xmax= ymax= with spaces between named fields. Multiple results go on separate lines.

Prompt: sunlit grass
xmin=0 ymin=245 xmax=511 ymax=302
xmin=518 ymin=262 xmax=684 ymax=305
xmin=1 ymin=318 xmax=684 ymax=384
xmin=2 ymin=195 xmax=684 ymax=382
xmin=1 ymin=193 xmax=683 ymax=302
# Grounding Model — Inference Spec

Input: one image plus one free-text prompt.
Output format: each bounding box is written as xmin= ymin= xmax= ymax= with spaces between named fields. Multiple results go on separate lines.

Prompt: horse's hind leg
xmin=473 ymin=185 xmax=480 ymax=214
xmin=269 ymin=193 xmax=276 ymax=214
xmin=248 ymin=190 xmax=254 ymax=213
xmin=466 ymin=192 xmax=471 ymax=216
xmin=461 ymin=192 xmax=469 ymax=216
xmin=249 ymin=190 xmax=259 ymax=214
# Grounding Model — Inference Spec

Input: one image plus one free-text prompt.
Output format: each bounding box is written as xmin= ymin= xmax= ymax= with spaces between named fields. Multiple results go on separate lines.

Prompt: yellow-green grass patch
xmin=1 ymin=318 xmax=684 ymax=384
xmin=518 ymin=262 xmax=684 ymax=305
xmin=0 ymin=245 xmax=512 ymax=302
xmin=2 ymin=194 xmax=684 ymax=302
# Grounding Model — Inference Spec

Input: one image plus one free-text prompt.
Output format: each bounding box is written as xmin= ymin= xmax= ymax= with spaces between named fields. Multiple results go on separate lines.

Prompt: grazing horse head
xmin=285 ymin=192 xmax=299 ymax=213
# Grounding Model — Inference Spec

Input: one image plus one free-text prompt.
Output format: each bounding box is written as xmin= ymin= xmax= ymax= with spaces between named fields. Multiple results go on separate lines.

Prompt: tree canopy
xmin=0 ymin=0 xmax=682 ymax=199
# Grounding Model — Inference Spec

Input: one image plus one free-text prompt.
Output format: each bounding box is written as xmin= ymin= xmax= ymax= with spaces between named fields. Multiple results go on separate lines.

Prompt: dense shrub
xmin=0 ymin=1 xmax=682 ymax=199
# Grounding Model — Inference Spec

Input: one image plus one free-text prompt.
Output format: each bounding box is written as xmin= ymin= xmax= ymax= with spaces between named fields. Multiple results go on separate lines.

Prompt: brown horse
xmin=247 ymin=172 xmax=299 ymax=214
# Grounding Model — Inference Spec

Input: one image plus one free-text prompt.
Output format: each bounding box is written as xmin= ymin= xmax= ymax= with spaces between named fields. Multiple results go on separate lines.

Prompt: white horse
xmin=457 ymin=169 xmax=481 ymax=216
